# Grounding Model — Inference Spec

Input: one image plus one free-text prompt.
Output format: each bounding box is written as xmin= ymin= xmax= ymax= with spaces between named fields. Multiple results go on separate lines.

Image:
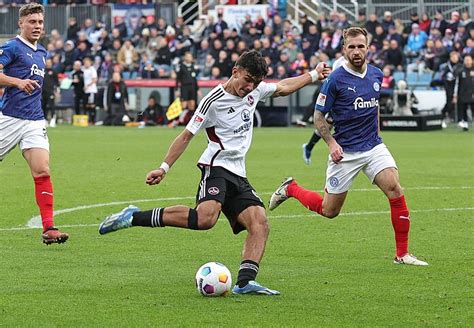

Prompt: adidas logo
xmin=227 ymin=107 xmax=235 ymax=114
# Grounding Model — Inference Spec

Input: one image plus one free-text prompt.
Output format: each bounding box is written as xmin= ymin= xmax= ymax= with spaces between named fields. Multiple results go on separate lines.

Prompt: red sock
xmin=287 ymin=181 xmax=324 ymax=215
xmin=389 ymin=195 xmax=410 ymax=258
xmin=34 ymin=176 xmax=54 ymax=232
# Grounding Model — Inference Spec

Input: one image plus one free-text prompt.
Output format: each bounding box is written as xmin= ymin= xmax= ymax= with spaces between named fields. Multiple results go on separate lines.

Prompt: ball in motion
xmin=195 ymin=262 xmax=232 ymax=297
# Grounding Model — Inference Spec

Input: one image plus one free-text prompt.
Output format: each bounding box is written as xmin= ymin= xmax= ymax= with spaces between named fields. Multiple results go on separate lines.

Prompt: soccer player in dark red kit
xmin=270 ymin=27 xmax=427 ymax=266
xmin=0 ymin=3 xmax=69 ymax=244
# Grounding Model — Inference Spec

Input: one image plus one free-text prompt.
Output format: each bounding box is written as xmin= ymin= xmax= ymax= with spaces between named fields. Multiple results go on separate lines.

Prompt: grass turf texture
xmin=0 ymin=126 xmax=473 ymax=327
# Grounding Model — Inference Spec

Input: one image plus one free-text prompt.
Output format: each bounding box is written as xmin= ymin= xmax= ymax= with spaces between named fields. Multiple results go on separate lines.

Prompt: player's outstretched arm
xmin=314 ymin=110 xmax=343 ymax=164
xmin=146 ymin=129 xmax=195 ymax=185
xmin=0 ymin=64 xmax=40 ymax=95
xmin=272 ymin=62 xmax=331 ymax=98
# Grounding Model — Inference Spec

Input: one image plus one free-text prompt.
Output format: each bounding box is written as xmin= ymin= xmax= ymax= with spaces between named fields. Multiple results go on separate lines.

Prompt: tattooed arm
xmin=314 ymin=110 xmax=343 ymax=163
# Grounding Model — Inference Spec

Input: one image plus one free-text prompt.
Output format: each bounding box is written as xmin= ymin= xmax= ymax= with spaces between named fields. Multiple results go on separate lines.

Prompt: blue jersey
xmin=315 ymin=63 xmax=383 ymax=152
xmin=0 ymin=36 xmax=47 ymax=120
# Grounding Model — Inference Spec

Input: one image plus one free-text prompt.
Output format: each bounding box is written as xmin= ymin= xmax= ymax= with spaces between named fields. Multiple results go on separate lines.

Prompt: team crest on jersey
xmin=329 ymin=176 xmax=339 ymax=187
xmin=208 ymin=187 xmax=219 ymax=195
xmin=241 ymin=109 xmax=251 ymax=122
xmin=316 ymin=93 xmax=327 ymax=106
xmin=373 ymin=82 xmax=380 ymax=92
xmin=247 ymin=95 xmax=254 ymax=105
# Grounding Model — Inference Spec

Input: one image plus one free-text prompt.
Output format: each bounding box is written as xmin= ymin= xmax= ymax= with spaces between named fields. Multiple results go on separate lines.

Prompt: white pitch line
xmin=20 ymin=185 xmax=474 ymax=229
xmin=0 ymin=206 xmax=472 ymax=232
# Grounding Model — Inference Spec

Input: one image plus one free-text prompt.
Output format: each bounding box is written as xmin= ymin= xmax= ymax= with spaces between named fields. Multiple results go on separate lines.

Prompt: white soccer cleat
xmin=268 ymin=177 xmax=294 ymax=211
xmin=393 ymin=254 xmax=428 ymax=266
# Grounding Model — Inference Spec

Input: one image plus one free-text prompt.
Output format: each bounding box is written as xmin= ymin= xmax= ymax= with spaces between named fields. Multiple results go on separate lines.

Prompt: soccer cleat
xmin=42 ymin=227 xmax=69 ymax=245
xmin=232 ymin=281 xmax=280 ymax=295
xmin=302 ymin=143 xmax=312 ymax=165
xmin=268 ymin=177 xmax=294 ymax=211
xmin=99 ymin=205 xmax=139 ymax=235
xmin=393 ymin=254 xmax=428 ymax=266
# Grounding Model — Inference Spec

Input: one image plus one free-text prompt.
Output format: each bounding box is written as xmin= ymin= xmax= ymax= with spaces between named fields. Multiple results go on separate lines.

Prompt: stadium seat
xmin=405 ymin=72 xmax=418 ymax=87
xmin=393 ymin=71 xmax=405 ymax=83
xmin=417 ymin=72 xmax=433 ymax=88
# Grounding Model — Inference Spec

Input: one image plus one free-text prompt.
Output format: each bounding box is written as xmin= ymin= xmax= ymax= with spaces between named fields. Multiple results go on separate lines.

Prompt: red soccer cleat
xmin=42 ymin=227 xmax=69 ymax=245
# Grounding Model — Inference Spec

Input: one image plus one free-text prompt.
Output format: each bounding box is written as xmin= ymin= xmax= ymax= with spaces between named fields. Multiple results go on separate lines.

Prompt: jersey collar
xmin=16 ymin=35 xmax=38 ymax=51
xmin=342 ymin=62 xmax=367 ymax=79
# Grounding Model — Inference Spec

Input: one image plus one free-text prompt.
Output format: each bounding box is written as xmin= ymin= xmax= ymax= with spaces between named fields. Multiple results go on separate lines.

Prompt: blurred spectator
xmin=299 ymin=13 xmax=314 ymax=36
xmin=289 ymin=52 xmax=308 ymax=76
xmin=213 ymin=50 xmax=232 ymax=78
xmin=105 ymin=72 xmax=129 ymax=126
xmin=353 ymin=11 xmax=366 ymax=28
xmin=67 ymin=17 xmax=80 ymax=43
xmin=431 ymin=10 xmax=448 ymax=36
xmin=141 ymin=60 xmax=159 ymax=79
xmin=155 ymin=38 xmax=172 ymax=77
xmin=271 ymin=14 xmax=284 ymax=37
xmin=173 ymin=16 xmax=185 ymax=37
xmin=392 ymin=80 xmax=418 ymax=115
xmin=371 ymin=25 xmax=386 ymax=50
xmin=454 ymin=23 xmax=467 ymax=45
xmin=337 ymin=13 xmax=351 ymax=30
xmin=441 ymin=51 xmax=463 ymax=126
xmin=210 ymin=66 xmax=222 ymax=80
xmin=176 ymin=52 xmax=199 ymax=124
xmin=71 ymin=60 xmax=85 ymax=115
xmin=404 ymin=12 xmax=420 ymax=36
xmin=139 ymin=95 xmax=166 ymax=126
xmin=51 ymin=53 xmax=65 ymax=74
xmin=381 ymin=11 xmax=395 ymax=32
xmin=365 ymin=13 xmax=381 ymax=36
xmin=380 ymin=65 xmax=395 ymax=113
xmin=448 ymin=11 xmax=461 ymax=32
xmin=406 ymin=23 xmax=428 ymax=57
xmin=213 ymin=13 xmax=228 ymax=38
xmin=73 ymin=41 xmax=91 ymax=63
xmin=114 ymin=16 xmax=127 ymax=39
xmin=454 ymin=55 xmax=474 ymax=131
xmin=83 ymin=57 xmax=98 ymax=124
xmin=442 ymin=28 xmax=454 ymax=50
xmin=117 ymin=39 xmax=140 ymax=78
xmin=175 ymin=26 xmax=195 ymax=57
xmin=42 ymin=58 xmax=59 ymax=126
xmin=254 ymin=15 xmax=266 ymax=35
xmin=419 ymin=13 xmax=431 ymax=34
xmin=108 ymin=39 xmax=122 ymax=62
xmin=275 ymin=65 xmax=289 ymax=79
xmin=99 ymin=53 xmax=114 ymax=84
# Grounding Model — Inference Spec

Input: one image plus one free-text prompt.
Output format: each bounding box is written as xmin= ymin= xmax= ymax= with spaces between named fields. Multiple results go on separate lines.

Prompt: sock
xmin=237 ymin=260 xmax=259 ymax=287
xmin=306 ymin=131 xmax=321 ymax=151
xmin=132 ymin=208 xmax=165 ymax=227
xmin=389 ymin=195 xmax=410 ymax=258
xmin=287 ymin=181 xmax=324 ymax=215
xmin=34 ymin=176 xmax=54 ymax=232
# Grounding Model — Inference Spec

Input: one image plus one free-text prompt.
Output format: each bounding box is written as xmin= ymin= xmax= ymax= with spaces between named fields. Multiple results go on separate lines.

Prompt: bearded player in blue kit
xmin=270 ymin=27 xmax=428 ymax=266
xmin=0 ymin=3 xmax=69 ymax=244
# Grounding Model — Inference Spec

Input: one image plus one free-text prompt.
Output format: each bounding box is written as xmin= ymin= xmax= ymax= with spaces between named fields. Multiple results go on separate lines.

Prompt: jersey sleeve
xmin=315 ymin=76 xmax=336 ymax=113
xmin=185 ymin=96 xmax=216 ymax=135
xmin=256 ymin=81 xmax=277 ymax=102
xmin=0 ymin=40 xmax=16 ymax=68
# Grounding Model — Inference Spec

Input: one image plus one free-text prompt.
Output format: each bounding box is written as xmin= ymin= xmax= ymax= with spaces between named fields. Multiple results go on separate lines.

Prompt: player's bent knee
xmin=192 ymin=208 xmax=218 ymax=230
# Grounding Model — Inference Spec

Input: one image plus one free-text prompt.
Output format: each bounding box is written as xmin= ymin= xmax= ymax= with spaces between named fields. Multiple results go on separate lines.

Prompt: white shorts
xmin=0 ymin=113 xmax=49 ymax=161
xmin=325 ymin=143 xmax=397 ymax=194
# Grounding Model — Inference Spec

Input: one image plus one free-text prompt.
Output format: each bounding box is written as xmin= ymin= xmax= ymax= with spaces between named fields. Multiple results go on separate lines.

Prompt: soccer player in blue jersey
xmin=270 ymin=27 xmax=428 ymax=266
xmin=0 ymin=4 xmax=69 ymax=244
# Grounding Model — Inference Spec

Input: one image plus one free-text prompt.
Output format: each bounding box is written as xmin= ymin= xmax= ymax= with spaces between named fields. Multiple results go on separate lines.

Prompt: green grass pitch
xmin=0 ymin=125 xmax=473 ymax=327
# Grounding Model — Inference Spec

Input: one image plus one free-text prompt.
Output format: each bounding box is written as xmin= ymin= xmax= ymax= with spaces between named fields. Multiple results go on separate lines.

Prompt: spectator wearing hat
xmin=431 ymin=10 xmax=448 ymax=36
xmin=299 ymin=13 xmax=314 ymax=36
xmin=63 ymin=40 xmax=75 ymax=71
xmin=454 ymin=22 xmax=468 ymax=45
xmin=353 ymin=11 xmax=366 ymax=28
xmin=442 ymin=28 xmax=455 ymax=51
xmin=382 ymin=11 xmax=395 ymax=33
xmin=403 ymin=12 xmax=420 ymax=37
xmin=212 ymin=13 xmax=228 ymax=38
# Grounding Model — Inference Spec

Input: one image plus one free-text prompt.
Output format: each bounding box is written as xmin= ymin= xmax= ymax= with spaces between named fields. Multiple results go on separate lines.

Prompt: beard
xmin=348 ymin=55 xmax=365 ymax=68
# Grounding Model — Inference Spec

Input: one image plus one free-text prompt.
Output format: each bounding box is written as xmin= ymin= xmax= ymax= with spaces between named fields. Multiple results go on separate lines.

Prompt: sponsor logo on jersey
xmin=227 ymin=107 xmax=235 ymax=114
xmin=234 ymin=122 xmax=251 ymax=134
xmin=30 ymin=64 xmax=45 ymax=78
xmin=241 ymin=109 xmax=251 ymax=122
xmin=353 ymin=97 xmax=379 ymax=110
xmin=247 ymin=95 xmax=254 ymax=105
xmin=194 ymin=115 xmax=204 ymax=123
xmin=373 ymin=82 xmax=380 ymax=92
xmin=329 ymin=176 xmax=339 ymax=187
xmin=208 ymin=187 xmax=219 ymax=195
xmin=316 ymin=93 xmax=326 ymax=106
xmin=26 ymin=53 xmax=33 ymax=59
xmin=348 ymin=86 xmax=357 ymax=93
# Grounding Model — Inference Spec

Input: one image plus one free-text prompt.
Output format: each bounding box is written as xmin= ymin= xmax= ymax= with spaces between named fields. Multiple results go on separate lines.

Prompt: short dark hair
xmin=235 ymin=50 xmax=268 ymax=79
xmin=19 ymin=3 xmax=44 ymax=19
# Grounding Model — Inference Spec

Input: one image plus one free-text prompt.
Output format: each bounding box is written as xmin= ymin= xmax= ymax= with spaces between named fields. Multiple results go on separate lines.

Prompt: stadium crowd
xmin=1 ymin=2 xmax=474 ymax=127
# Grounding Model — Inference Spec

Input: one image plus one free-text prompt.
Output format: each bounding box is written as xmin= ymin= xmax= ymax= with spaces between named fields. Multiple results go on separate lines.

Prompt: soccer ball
xmin=195 ymin=262 xmax=232 ymax=297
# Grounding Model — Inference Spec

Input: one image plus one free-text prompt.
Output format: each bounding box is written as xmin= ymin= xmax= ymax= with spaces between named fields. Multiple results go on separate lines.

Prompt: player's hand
xmin=146 ymin=168 xmax=166 ymax=185
xmin=17 ymin=79 xmax=40 ymax=95
xmin=316 ymin=62 xmax=332 ymax=80
xmin=328 ymin=140 xmax=344 ymax=164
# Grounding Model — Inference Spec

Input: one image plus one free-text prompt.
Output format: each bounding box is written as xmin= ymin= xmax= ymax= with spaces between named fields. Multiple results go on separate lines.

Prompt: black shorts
xmin=196 ymin=165 xmax=264 ymax=234
xmin=180 ymin=84 xmax=197 ymax=101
